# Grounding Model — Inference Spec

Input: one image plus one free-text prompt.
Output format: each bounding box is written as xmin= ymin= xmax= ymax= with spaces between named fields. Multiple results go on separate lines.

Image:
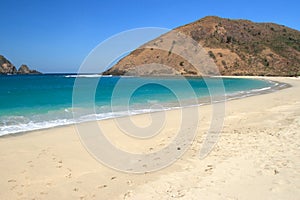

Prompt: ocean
xmin=0 ymin=74 xmax=284 ymax=136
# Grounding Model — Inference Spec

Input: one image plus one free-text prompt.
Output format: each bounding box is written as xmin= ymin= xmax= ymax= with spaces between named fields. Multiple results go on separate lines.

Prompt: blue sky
xmin=1 ymin=0 xmax=299 ymax=73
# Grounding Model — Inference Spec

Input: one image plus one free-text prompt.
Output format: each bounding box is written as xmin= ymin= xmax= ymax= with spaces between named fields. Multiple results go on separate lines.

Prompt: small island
xmin=0 ymin=55 xmax=41 ymax=75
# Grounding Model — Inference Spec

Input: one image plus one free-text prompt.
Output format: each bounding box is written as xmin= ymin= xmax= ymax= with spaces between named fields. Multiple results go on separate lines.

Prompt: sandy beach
xmin=0 ymin=77 xmax=299 ymax=200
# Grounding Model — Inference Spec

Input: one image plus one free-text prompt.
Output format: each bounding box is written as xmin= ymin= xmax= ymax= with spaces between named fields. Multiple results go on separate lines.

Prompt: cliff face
xmin=104 ymin=16 xmax=300 ymax=76
xmin=0 ymin=55 xmax=41 ymax=75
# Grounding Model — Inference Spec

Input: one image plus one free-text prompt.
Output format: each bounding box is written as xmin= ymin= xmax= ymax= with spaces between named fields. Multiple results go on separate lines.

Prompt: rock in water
xmin=0 ymin=55 xmax=17 ymax=74
xmin=0 ymin=55 xmax=41 ymax=75
xmin=17 ymin=64 xmax=41 ymax=74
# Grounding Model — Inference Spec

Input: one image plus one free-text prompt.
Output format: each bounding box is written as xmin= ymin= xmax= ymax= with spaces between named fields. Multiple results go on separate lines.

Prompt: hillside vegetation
xmin=104 ymin=16 xmax=300 ymax=76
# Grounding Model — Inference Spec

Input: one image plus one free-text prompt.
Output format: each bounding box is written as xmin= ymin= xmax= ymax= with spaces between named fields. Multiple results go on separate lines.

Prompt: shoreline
xmin=0 ymin=76 xmax=299 ymax=199
xmin=0 ymin=76 xmax=290 ymax=137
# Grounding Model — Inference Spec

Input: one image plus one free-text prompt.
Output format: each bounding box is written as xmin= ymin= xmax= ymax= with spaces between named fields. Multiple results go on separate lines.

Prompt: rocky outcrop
xmin=17 ymin=64 xmax=41 ymax=74
xmin=0 ymin=55 xmax=17 ymax=74
xmin=104 ymin=16 xmax=300 ymax=76
xmin=0 ymin=55 xmax=41 ymax=75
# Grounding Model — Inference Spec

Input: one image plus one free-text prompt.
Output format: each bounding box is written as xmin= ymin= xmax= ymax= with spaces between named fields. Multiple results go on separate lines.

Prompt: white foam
xmin=0 ymin=119 xmax=75 ymax=136
xmin=0 ymin=108 xmax=172 ymax=136
xmin=251 ymin=86 xmax=272 ymax=92
xmin=65 ymin=74 xmax=112 ymax=78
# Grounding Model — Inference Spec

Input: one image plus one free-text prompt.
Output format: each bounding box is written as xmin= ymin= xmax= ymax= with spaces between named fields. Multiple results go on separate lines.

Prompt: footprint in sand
xmin=123 ymin=191 xmax=132 ymax=200
xmin=204 ymin=165 xmax=214 ymax=172
xmin=27 ymin=160 xmax=34 ymax=168
xmin=46 ymin=182 xmax=52 ymax=187
xmin=126 ymin=180 xmax=133 ymax=186
xmin=64 ymin=167 xmax=72 ymax=178
xmin=65 ymin=173 xmax=72 ymax=178
xmin=80 ymin=195 xmax=86 ymax=200
xmin=10 ymin=185 xmax=18 ymax=190
xmin=56 ymin=160 xmax=63 ymax=168
xmin=40 ymin=191 xmax=48 ymax=195
xmin=97 ymin=184 xmax=108 ymax=189
xmin=37 ymin=148 xmax=48 ymax=158
xmin=170 ymin=190 xmax=185 ymax=198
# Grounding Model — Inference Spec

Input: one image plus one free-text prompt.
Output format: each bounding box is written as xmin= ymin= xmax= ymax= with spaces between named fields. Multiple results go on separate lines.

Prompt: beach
xmin=0 ymin=76 xmax=299 ymax=200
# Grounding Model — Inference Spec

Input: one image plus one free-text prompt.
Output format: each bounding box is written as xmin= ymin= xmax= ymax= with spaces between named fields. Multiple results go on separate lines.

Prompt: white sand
xmin=0 ymin=77 xmax=299 ymax=200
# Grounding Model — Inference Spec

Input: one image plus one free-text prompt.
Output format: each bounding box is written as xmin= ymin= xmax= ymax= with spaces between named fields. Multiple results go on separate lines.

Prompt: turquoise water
xmin=0 ymin=74 xmax=279 ymax=135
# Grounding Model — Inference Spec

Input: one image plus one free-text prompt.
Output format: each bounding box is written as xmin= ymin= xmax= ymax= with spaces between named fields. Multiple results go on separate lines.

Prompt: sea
xmin=0 ymin=74 xmax=286 ymax=136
